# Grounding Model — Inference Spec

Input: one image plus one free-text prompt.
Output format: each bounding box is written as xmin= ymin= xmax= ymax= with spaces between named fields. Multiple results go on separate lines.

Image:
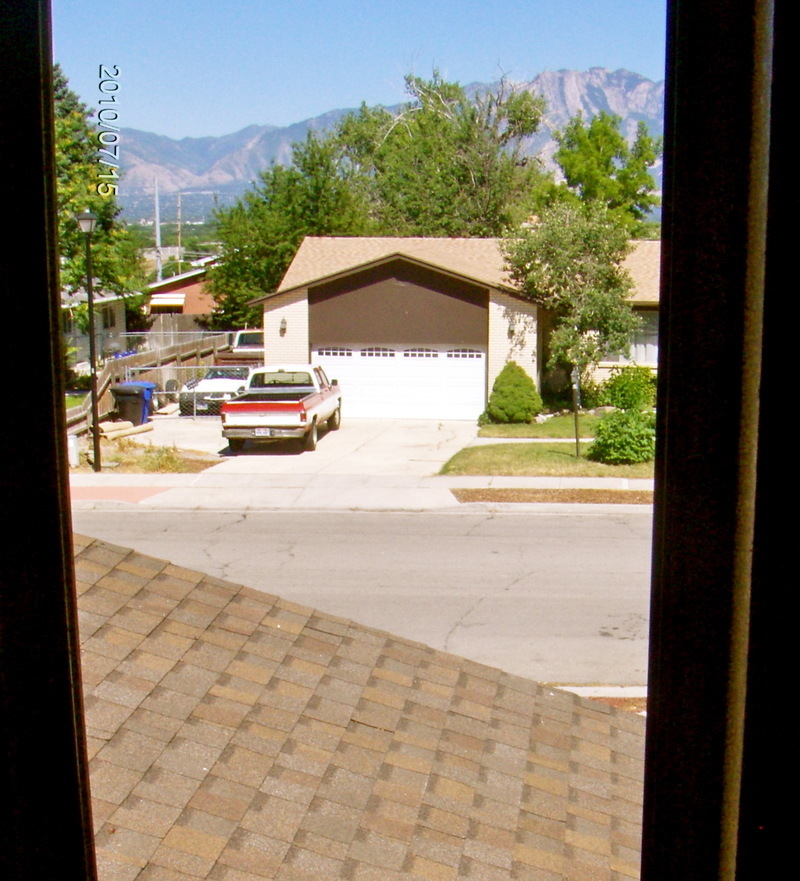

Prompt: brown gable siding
xmin=309 ymin=260 xmax=488 ymax=349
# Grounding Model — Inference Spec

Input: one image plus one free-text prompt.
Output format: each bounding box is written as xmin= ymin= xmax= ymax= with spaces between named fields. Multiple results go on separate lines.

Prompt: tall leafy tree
xmin=503 ymin=202 xmax=640 ymax=375
xmin=53 ymin=65 xmax=142 ymax=295
xmin=337 ymin=72 xmax=546 ymax=236
xmin=554 ymin=111 xmax=661 ymax=235
xmin=208 ymin=132 xmax=372 ymax=328
xmin=210 ymin=72 xmax=550 ymax=326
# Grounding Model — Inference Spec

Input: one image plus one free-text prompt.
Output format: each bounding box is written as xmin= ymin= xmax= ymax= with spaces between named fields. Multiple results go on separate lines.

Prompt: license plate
xmin=254 ymin=428 xmax=274 ymax=437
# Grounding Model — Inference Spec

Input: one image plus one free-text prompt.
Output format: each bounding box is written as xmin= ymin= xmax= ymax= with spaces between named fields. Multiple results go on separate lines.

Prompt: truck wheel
xmin=303 ymin=421 xmax=318 ymax=451
xmin=229 ymin=438 xmax=245 ymax=453
xmin=327 ymin=405 xmax=341 ymax=431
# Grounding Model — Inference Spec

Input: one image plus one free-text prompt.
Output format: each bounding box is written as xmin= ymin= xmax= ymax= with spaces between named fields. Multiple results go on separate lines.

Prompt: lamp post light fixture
xmin=75 ymin=209 xmax=101 ymax=472
xmin=571 ymin=365 xmax=581 ymax=459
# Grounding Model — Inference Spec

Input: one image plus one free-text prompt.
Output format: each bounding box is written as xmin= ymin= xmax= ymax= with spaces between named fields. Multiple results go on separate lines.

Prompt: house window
xmin=318 ymin=347 xmax=353 ymax=357
xmin=447 ymin=348 xmax=482 ymax=359
xmin=607 ymin=311 xmax=659 ymax=365
xmin=102 ymin=306 xmax=116 ymax=330
xmin=361 ymin=347 xmax=395 ymax=357
xmin=403 ymin=348 xmax=438 ymax=358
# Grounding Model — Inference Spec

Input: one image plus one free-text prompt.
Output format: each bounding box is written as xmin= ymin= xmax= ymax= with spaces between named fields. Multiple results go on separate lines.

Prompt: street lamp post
xmin=571 ymin=365 xmax=581 ymax=459
xmin=75 ymin=210 xmax=101 ymax=472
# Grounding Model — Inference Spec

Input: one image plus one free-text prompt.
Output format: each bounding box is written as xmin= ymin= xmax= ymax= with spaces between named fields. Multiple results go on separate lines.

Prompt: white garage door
xmin=313 ymin=346 xmax=486 ymax=419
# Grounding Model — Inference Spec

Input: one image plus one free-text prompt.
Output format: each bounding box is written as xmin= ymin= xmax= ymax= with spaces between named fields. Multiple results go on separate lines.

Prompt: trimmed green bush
xmin=578 ymin=376 xmax=605 ymax=410
xmin=587 ymin=408 xmax=656 ymax=464
xmin=600 ymin=365 xmax=657 ymax=411
xmin=481 ymin=361 xmax=543 ymax=424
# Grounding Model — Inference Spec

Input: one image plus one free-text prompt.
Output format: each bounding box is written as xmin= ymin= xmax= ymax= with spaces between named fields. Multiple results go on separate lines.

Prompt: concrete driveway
xmin=131 ymin=412 xmax=478 ymax=476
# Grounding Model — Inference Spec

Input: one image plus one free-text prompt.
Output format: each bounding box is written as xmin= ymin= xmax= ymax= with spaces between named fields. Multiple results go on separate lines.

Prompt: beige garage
xmin=252 ymin=237 xmax=539 ymax=420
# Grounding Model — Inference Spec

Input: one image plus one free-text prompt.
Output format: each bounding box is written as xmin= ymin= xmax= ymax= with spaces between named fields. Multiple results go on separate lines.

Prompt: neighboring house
xmin=251 ymin=237 xmax=537 ymax=420
xmin=251 ymin=236 xmax=660 ymax=420
xmin=146 ymin=258 xmax=218 ymax=333
xmin=600 ymin=238 xmax=661 ymax=375
xmin=61 ymin=287 xmax=128 ymax=364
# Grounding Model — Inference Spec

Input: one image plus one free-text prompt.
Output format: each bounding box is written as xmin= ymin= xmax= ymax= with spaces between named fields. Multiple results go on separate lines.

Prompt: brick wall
xmin=263 ymin=290 xmax=309 ymax=362
xmin=488 ymin=292 xmax=538 ymax=391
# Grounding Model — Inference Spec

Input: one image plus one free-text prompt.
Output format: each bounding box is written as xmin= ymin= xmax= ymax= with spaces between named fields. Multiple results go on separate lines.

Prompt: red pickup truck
xmin=221 ymin=364 xmax=342 ymax=453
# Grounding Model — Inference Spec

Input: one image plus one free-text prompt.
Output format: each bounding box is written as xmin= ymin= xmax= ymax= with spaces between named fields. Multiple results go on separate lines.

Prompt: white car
xmin=179 ymin=366 xmax=251 ymax=416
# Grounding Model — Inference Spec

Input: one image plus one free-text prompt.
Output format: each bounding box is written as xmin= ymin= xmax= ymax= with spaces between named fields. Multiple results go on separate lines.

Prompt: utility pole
xmin=176 ymin=192 xmax=183 ymax=274
xmin=154 ymin=177 xmax=162 ymax=281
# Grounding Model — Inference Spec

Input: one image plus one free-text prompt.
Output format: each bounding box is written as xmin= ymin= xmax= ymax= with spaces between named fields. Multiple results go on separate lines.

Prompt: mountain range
xmin=117 ymin=68 xmax=664 ymax=223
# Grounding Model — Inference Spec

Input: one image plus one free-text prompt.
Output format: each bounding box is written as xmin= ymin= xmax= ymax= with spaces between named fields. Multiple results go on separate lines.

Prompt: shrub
xmin=482 ymin=361 xmax=543 ymax=424
xmin=587 ymin=408 xmax=656 ymax=464
xmin=600 ymin=365 xmax=657 ymax=411
xmin=578 ymin=376 xmax=605 ymax=410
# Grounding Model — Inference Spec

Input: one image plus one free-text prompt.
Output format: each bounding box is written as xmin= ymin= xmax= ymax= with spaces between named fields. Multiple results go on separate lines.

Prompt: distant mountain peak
xmin=118 ymin=68 xmax=664 ymax=222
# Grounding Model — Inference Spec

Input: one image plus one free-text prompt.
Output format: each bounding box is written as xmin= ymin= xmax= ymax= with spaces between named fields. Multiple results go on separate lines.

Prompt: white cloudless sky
xmin=52 ymin=0 xmax=666 ymax=139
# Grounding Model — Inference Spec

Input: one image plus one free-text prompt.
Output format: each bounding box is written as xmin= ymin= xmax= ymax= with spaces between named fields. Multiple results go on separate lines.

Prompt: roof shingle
xmin=75 ymin=534 xmax=645 ymax=880
xmin=274 ymin=236 xmax=661 ymax=308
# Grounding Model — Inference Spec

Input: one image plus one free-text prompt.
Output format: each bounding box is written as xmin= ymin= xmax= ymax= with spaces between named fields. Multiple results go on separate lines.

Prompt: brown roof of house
xmin=273 ymin=236 xmax=661 ymax=307
xmin=624 ymin=240 xmax=661 ymax=305
xmin=76 ymin=534 xmax=645 ymax=880
xmin=276 ymin=237 xmax=513 ymax=295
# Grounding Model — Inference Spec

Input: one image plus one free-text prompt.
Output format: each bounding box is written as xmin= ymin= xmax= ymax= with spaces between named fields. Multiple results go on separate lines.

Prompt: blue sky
xmin=52 ymin=0 xmax=666 ymax=139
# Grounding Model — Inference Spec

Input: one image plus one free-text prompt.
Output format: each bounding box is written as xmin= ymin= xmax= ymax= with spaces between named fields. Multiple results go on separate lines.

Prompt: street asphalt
xmin=70 ymin=413 xmax=652 ymax=696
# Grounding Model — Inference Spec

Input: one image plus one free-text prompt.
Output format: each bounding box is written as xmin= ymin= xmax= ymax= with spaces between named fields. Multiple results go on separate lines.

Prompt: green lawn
xmin=441 ymin=441 xmax=654 ymax=478
xmin=478 ymin=413 xmax=602 ymax=438
xmin=65 ymin=391 xmax=88 ymax=407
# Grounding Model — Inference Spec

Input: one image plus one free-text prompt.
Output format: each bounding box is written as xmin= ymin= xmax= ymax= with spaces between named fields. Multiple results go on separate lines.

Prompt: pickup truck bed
xmin=221 ymin=365 xmax=341 ymax=453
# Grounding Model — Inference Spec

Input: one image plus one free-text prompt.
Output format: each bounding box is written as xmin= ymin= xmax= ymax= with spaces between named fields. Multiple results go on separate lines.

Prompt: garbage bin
xmin=111 ymin=381 xmax=157 ymax=426
xmin=131 ymin=381 xmax=158 ymax=415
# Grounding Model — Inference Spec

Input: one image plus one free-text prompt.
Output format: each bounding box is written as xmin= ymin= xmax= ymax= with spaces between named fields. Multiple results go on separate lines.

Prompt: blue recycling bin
xmin=111 ymin=381 xmax=157 ymax=425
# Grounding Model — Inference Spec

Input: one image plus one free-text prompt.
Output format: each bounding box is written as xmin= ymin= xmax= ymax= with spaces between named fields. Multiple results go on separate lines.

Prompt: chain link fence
xmin=124 ymin=364 xmax=251 ymax=417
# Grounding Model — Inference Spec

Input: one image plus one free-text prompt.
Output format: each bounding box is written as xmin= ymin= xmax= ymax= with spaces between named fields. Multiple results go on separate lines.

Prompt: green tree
xmin=210 ymin=72 xmax=549 ymax=326
xmin=336 ymin=72 xmax=546 ymax=236
xmin=554 ymin=111 xmax=662 ymax=235
xmin=53 ymin=65 xmax=143 ymax=294
xmin=208 ymin=132 xmax=372 ymax=328
xmin=503 ymin=202 xmax=640 ymax=375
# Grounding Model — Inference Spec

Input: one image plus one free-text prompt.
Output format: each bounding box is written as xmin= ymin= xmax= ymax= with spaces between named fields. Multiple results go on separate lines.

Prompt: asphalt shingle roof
xmin=623 ymin=240 xmax=661 ymax=305
xmin=274 ymin=236 xmax=660 ymax=311
xmin=276 ymin=237 xmax=513 ymax=294
xmin=75 ymin=534 xmax=645 ymax=881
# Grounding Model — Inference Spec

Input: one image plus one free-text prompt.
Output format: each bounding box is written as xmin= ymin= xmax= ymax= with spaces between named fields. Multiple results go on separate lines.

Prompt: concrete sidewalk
xmin=70 ymin=414 xmax=654 ymax=511
xmin=70 ymin=469 xmax=654 ymax=512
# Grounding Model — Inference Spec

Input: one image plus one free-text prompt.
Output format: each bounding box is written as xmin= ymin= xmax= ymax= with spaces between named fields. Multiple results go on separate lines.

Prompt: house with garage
xmin=250 ymin=237 xmax=536 ymax=420
xmin=251 ymin=236 xmax=659 ymax=420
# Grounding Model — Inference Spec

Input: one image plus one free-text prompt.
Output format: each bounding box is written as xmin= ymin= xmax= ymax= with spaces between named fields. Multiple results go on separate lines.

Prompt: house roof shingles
xmin=276 ymin=237 xmax=513 ymax=295
xmin=75 ymin=534 xmax=645 ymax=881
xmin=623 ymin=240 xmax=661 ymax=305
xmin=274 ymin=236 xmax=661 ymax=310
